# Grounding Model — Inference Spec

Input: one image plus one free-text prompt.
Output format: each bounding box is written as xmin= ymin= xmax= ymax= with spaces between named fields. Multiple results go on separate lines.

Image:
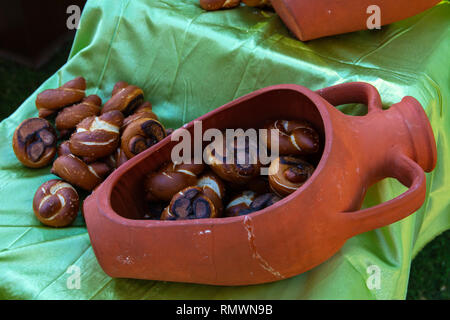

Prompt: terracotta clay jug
xmin=83 ymin=82 xmax=436 ymax=285
xmin=271 ymin=0 xmax=440 ymax=41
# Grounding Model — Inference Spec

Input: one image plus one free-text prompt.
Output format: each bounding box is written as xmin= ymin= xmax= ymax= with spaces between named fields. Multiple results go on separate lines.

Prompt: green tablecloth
xmin=0 ymin=0 xmax=449 ymax=299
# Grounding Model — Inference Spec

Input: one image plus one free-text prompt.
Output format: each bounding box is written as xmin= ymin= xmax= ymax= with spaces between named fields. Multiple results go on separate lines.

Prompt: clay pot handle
xmin=341 ymin=152 xmax=426 ymax=238
xmin=316 ymin=82 xmax=382 ymax=114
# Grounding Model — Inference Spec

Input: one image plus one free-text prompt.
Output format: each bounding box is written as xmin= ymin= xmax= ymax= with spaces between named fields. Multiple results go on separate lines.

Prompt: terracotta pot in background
xmin=271 ymin=0 xmax=440 ymax=41
xmin=83 ymin=82 xmax=436 ymax=285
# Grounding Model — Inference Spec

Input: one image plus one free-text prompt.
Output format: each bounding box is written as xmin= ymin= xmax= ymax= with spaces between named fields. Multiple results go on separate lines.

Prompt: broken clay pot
xmin=271 ymin=0 xmax=440 ymax=41
xmin=83 ymin=82 xmax=436 ymax=285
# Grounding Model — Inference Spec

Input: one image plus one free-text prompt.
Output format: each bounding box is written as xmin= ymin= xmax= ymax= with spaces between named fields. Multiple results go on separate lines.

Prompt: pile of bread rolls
xmin=144 ymin=119 xmax=321 ymax=220
xmin=12 ymin=76 xmax=322 ymax=226
xmin=12 ymin=77 xmax=169 ymax=227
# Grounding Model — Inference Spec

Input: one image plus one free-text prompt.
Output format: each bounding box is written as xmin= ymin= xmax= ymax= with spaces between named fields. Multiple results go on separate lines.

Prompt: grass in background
xmin=0 ymin=42 xmax=448 ymax=300
xmin=407 ymin=231 xmax=449 ymax=299
xmin=0 ymin=42 xmax=72 ymax=120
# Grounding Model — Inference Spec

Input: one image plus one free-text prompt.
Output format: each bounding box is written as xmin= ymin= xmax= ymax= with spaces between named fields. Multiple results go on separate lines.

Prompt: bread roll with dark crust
xmin=33 ymin=179 xmax=79 ymax=227
xmin=36 ymin=77 xmax=86 ymax=118
xmin=13 ymin=117 xmax=57 ymax=168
